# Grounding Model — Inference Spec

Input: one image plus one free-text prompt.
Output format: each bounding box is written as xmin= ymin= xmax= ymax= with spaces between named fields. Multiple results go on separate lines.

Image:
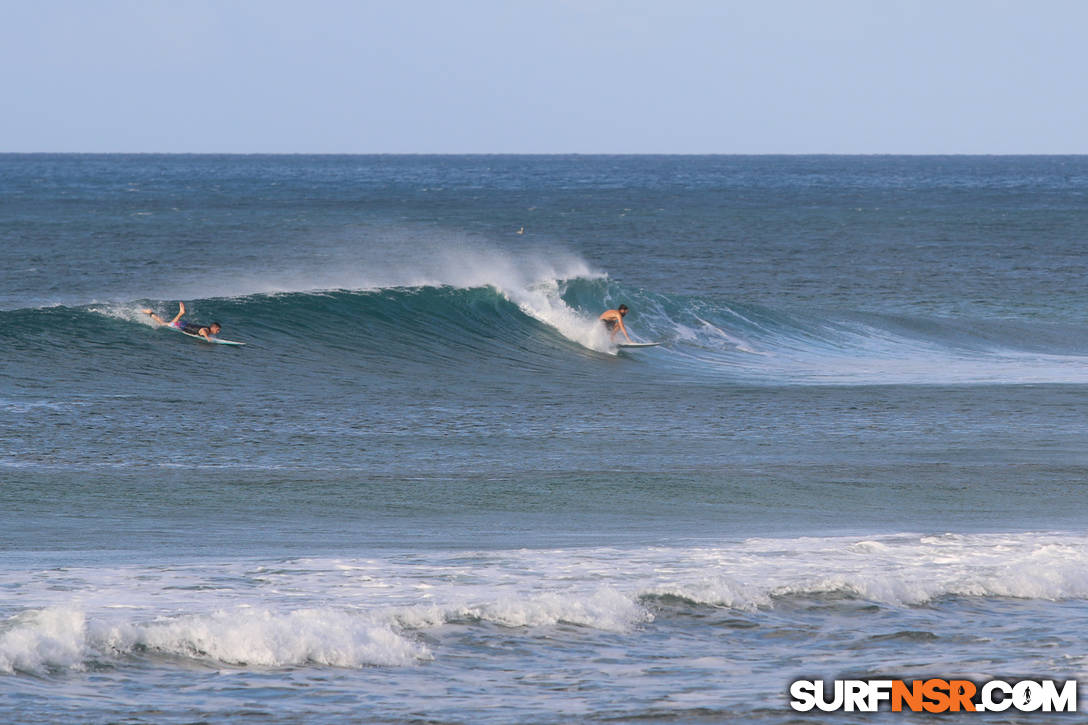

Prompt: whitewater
xmin=3 ymin=154 xmax=1088 ymax=723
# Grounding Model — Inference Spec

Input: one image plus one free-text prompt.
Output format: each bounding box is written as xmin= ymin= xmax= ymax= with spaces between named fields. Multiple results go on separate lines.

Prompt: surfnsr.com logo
xmin=789 ymin=679 xmax=1078 ymax=713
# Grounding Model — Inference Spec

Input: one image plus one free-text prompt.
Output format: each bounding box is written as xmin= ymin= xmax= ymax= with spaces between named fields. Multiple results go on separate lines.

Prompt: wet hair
xmin=210 ymin=322 xmax=222 ymax=331
xmin=618 ymin=304 xmax=628 ymax=312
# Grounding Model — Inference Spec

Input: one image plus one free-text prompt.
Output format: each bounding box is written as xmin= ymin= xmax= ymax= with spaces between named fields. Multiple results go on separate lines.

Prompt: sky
xmin=2 ymin=0 xmax=1086 ymax=154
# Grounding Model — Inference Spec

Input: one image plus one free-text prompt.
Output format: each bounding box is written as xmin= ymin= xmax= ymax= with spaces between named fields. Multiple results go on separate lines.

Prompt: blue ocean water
xmin=2 ymin=154 xmax=1088 ymax=723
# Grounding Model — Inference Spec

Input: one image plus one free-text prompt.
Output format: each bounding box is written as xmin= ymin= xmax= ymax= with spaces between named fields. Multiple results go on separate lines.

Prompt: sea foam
xmin=0 ymin=606 xmax=429 ymax=674
xmin=6 ymin=532 xmax=1088 ymax=674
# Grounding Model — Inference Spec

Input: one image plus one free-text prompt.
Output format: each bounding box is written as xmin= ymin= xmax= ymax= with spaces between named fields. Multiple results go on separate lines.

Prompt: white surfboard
xmin=178 ymin=330 xmax=246 ymax=346
xmin=617 ymin=342 xmax=662 ymax=348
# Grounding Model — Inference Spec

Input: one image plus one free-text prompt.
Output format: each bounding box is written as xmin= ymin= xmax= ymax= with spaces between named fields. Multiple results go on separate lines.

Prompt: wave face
xmin=6 ymin=276 xmax=1088 ymax=388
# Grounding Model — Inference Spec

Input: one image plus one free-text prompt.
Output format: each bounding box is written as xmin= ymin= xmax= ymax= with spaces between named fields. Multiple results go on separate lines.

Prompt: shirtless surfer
xmin=599 ymin=304 xmax=632 ymax=342
xmin=143 ymin=302 xmax=222 ymax=341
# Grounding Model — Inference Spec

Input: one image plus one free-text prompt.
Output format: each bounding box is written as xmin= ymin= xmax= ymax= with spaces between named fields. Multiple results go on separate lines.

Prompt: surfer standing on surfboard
xmin=599 ymin=304 xmax=632 ymax=342
xmin=143 ymin=302 xmax=222 ymax=342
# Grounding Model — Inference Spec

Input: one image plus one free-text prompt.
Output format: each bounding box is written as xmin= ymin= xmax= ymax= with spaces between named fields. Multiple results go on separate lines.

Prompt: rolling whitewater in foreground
xmin=3 ymin=154 xmax=1088 ymax=723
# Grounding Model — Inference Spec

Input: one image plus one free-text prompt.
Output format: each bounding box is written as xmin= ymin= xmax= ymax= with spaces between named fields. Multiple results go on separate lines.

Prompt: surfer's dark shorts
xmin=175 ymin=320 xmax=205 ymax=335
xmin=602 ymin=318 xmax=618 ymax=331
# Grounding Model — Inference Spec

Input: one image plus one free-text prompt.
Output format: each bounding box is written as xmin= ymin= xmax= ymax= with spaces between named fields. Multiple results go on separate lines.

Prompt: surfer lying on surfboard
xmin=143 ymin=302 xmax=222 ymax=342
xmin=599 ymin=304 xmax=632 ymax=342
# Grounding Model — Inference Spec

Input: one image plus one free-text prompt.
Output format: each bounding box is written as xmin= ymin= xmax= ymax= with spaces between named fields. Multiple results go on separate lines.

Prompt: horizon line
xmin=3 ymin=151 xmax=1087 ymax=157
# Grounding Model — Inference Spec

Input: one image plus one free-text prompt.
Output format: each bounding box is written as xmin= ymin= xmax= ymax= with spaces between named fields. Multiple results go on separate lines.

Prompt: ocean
xmin=2 ymin=154 xmax=1088 ymax=723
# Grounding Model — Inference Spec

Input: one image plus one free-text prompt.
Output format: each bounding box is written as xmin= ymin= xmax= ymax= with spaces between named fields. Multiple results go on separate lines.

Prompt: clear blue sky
xmin=3 ymin=0 xmax=1086 ymax=153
